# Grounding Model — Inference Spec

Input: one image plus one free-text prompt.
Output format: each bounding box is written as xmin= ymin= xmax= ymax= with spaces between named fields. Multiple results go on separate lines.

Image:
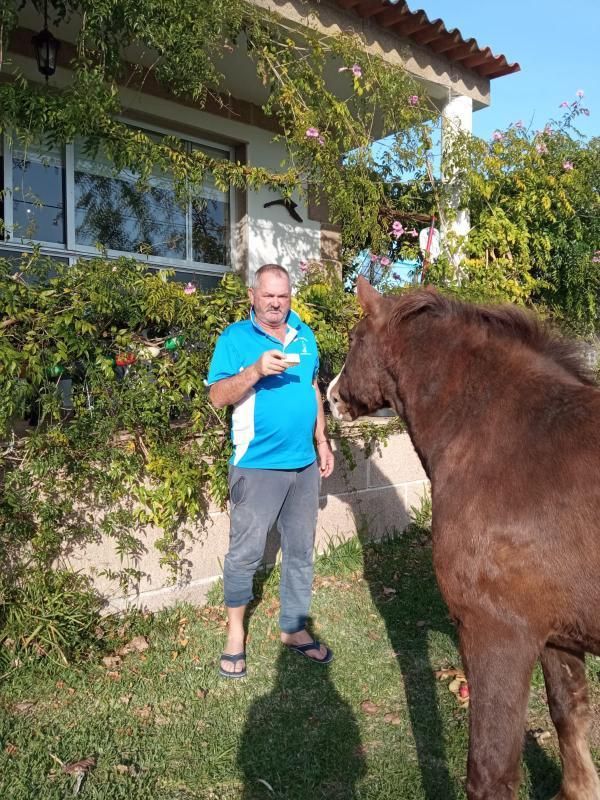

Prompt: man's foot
xmin=220 ymin=635 xmax=246 ymax=676
xmin=281 ymin=630 xmax=333 ymax=663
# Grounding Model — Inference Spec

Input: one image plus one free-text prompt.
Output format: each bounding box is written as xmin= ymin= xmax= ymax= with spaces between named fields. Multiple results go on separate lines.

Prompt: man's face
xmin=249 ymin=272 xmax=291 ymax=329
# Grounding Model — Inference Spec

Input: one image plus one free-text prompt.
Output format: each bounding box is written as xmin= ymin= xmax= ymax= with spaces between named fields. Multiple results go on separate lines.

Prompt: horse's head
xmin=327 ymin=277 xmax=397 ymax=421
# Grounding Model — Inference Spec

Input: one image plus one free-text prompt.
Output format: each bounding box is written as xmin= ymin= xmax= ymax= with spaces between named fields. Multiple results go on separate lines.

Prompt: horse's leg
xmin=459 ymin=621 xmax=538 ymax=800
xmin=540 ymin=644 xmax=600 ymax=800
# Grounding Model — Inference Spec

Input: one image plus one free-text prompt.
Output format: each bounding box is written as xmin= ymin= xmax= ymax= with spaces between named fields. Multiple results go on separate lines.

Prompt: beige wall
xmin=66 ymin=428 xmax=428 ymax=612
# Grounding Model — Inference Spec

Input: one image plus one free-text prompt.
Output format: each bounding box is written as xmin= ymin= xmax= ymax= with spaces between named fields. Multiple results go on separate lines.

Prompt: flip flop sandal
xmin=285 ymin=639 xmax=334 ymax=664
xmin=219 ymin=652 xmax=247 ymax=679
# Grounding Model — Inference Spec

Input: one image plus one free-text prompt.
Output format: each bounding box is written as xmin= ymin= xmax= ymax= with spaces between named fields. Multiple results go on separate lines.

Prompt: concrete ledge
xmin=70 ymin=431 xmax=429 ymax=610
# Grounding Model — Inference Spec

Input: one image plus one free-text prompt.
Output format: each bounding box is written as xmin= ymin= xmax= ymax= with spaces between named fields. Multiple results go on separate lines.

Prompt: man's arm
xmin=314 ymin=381 xmax=334 ymax=478
xmin=209 ymin=350 xmax=288 ymax=408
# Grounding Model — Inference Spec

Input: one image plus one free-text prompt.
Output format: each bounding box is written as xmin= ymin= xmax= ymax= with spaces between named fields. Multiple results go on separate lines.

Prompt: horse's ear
xmin=356 ymin=276 xmax=383 ymax=315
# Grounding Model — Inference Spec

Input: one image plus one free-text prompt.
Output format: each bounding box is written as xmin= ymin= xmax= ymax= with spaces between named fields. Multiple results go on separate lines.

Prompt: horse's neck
xmin=390 ymin=328 xmax=503 ymax=476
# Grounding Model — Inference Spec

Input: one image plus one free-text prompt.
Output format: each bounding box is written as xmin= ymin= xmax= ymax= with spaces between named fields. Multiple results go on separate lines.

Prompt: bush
xmin=0 ymin=253 xmax=362 ymax=661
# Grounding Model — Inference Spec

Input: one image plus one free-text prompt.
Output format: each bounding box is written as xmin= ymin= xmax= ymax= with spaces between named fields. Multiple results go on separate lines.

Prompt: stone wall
xmin=68 ymin=428 xmax=429 ymax=612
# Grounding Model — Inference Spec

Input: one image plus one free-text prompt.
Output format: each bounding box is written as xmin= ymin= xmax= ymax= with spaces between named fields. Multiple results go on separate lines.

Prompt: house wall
xmin=66 ymin=426 xmax=429 ymax=612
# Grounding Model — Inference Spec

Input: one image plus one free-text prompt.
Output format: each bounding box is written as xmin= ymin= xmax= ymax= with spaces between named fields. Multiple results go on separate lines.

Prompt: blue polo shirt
xmin=207 ymin=309 xmax=319 ymax=469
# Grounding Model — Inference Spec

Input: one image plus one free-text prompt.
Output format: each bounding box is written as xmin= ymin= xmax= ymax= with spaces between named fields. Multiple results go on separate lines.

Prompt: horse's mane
xmin=390 ymin=288 xmax=596 ymax=386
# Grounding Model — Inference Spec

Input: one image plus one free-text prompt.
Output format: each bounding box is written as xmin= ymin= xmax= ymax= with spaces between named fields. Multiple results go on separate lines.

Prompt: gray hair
xmin=252 ymin=263 xmax=291 ymax=289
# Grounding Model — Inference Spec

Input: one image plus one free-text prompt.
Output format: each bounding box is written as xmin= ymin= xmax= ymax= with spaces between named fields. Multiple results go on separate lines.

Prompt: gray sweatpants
xmin=223 ymin=461 xmax=319 ymax=634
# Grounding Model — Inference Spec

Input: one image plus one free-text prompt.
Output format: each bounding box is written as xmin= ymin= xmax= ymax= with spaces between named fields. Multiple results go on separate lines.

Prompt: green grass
xmin=1 ymin=525 xmax=598 ymax=800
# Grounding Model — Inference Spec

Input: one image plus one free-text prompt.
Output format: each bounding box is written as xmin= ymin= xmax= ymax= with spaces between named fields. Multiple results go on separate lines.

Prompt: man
xmin=207 ymin=263 xmax=335 ymax=678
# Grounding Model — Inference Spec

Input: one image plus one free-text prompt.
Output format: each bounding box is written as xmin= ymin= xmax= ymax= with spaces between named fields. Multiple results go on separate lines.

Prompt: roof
xmin=332 ymin=0 xmax=520 ymax=80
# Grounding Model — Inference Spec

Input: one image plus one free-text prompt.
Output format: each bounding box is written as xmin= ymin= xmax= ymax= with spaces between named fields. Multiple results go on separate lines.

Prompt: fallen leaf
xmin=367 ymin=631 xmax=381 ymax=641
xmin=12 ymin=701 xmax=36 ymax=715
xmin=106 ymin=671 xmax=121 ymax=681
xmin=102 ymin=655 xmax=122 ymax=670
xmin=382 ymin=586 xmax=396 ymax=597
xmin=360 ymin=700 xmax=380 ymax=715
xmin=4 ymin=742 xmax=18 ymax=756
xmin=448 ymin=678 xmax=463 ymax=694
xmin=132 ymin=705 xmax=152 ymax=720
xmin=529 ymin=728 xmax=552 ymax=744
xmin=117 ymin=636 xmax=149 ymax=656
xmin=119 ymin=694 xmax=132 ymax=706
xmin=196 ymin=689 xmax=208 ymax=700
xmin=383 ymin=713 xmax=402 ymax=725
xmin=55 ymin=680 xmax=65 ymax=689
xmin=62 ymin=756 xmax=96 ymax=775
xmin=435 ymin=668 xmax=465 ymax=681
xmin=115 ymin=763 xmax=140 ymax=776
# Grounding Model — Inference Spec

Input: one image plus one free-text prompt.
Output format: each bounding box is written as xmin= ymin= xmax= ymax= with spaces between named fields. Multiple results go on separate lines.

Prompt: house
xmin=3 ymin=1 xmax=518 ymax=290
xmin=2 ymin=2 xmax=519 ymax=608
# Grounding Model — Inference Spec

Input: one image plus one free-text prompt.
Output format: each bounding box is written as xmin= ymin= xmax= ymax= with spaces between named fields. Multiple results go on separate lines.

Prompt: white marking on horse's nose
xmin=327 ymin=368 xmax=346 ymax=420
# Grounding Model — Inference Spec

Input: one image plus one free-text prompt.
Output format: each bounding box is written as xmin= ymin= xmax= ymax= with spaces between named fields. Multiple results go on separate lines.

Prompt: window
xmin=1 ymin=124 xmax=233 ymax=276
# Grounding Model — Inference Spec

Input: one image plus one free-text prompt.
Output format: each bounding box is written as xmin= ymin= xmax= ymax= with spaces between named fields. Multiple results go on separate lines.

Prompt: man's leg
xmin=277 ymin=461 xmax=329 ymax=660
xmin=221 ymin=466 xmax=291 ymax=674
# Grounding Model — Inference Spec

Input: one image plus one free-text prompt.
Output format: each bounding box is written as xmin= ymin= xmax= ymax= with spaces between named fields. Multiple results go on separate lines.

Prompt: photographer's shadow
xmin=238 ymin=642 xmax=366 ymax=800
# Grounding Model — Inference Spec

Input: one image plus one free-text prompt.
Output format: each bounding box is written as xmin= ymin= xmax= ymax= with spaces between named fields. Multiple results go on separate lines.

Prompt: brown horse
xmin=327 ymin=277 xmax=600 ymax=800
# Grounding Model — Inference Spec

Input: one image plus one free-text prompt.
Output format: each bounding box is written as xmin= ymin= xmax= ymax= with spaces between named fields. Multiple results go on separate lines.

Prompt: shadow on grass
xmin=238 ymin=631 xmax=366 ymax=800
xmin=523 ymin=736 xmax=562 ymax=799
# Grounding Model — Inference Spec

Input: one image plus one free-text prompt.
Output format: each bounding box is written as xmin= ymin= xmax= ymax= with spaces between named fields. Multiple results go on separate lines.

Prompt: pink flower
xmin=593 ymin=256 xmax=600 ymax=264
xmin=318 ymin=135 xmax=325 ymax=145
xmin=582 ymin=108 xmax=590 ymax=116
xmin=184 ymin=282 xmax=196 ymax=295
xmin=535 ymin=142 xmax=548 ymax=155
xmin=305 ymin=127 xmax=320 ymax=139
xmin=576 ymin=89 xmax=584 ymax=98
xmin=408 ymin=95 xmax=419 ymax=106
xmin=409 ymin=228 xmax=418 ymax=238
xmin=351 ymin=64 xmax=362 ymax=78
xmin=380 ymin=256 xmax=391 ymax=267
xmin=391 ymin=221 xmax=404 ymax=238
xmin=492 ymin=131 xmax=503 ymax=142
xmin=544 ymin=124 xmax=553 ymax=135
xmin=513 ymin=120 xmax=524 ymax=129
xmin=563 ymin=161 xmax=574 ymax=171
xmin=299 ymin=260 xmax=309 ymax=272
xmin=560 ymin=101 xmax=569 ymax=108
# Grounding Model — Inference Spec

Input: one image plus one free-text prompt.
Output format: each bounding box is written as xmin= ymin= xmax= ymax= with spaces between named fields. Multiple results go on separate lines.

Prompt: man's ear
xmin=247 ymin=287 xmax=254 ymax=305
xmin=356 ymin=275 xmax=383 ymax=316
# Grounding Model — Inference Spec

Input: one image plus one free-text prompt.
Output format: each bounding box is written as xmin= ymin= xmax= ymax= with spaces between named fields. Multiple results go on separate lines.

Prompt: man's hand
xmin=255 ymin=350 xmax=288 ymax=377
xmin=317 ymin=440 xmax=334 ymax=478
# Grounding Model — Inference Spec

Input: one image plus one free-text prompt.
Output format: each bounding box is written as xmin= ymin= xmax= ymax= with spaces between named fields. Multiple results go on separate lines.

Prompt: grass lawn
xmin=1 ymin=522 xmax=599 ymax=800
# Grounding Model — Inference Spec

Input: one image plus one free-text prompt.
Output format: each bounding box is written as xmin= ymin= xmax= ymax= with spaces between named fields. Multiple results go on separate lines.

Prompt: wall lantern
xmin=32 ymin=0 xmax=60 ymax=80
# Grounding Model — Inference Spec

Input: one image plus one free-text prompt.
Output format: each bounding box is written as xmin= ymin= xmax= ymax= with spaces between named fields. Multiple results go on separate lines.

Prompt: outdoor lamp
xmin=32 ymin=1 xmax=60 ymax=80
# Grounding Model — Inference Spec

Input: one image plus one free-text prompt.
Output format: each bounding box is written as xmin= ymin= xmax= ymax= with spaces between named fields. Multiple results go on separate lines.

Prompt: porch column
xmin=441 ymin=93 xmax=472 ymax=279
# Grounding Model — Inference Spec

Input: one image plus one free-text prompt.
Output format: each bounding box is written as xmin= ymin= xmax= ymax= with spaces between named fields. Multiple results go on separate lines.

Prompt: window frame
xmin=1 ymin=119 xmax=235 ymax=277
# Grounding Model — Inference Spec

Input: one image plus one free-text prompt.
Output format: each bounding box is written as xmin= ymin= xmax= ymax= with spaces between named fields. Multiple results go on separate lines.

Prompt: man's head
xmin=248 ymin=264 xmax=291 ymax=330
